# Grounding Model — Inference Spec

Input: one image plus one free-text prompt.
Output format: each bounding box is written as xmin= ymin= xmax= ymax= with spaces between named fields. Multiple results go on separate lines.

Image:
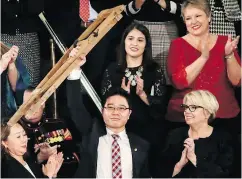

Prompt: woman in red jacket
xmin=166 ymin=0 xmax=241 ymax=134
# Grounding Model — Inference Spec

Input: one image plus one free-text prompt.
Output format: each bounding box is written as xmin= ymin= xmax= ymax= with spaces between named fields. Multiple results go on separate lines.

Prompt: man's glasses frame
xmin=104 ymin=106 xmax=130 ymax=113
xmin=180 ymin=104 xmax=204 ymax=112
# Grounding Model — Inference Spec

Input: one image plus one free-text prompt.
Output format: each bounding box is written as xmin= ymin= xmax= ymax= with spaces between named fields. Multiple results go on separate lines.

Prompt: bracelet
xmin=154 ymin=0 xmax=160 ymax=3
xmin=225 ymin=52 xmax=234 ymax=59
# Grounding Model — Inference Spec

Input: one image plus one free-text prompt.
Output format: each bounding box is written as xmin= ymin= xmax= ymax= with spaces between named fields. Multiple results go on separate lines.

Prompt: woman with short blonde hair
xmin=155 ymin=90 xmax=234 ymax=177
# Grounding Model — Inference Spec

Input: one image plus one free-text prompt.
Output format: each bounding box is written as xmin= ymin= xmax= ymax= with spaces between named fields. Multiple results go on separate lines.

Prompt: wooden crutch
xmin=7 ymin=5 xmax=125 ymax=126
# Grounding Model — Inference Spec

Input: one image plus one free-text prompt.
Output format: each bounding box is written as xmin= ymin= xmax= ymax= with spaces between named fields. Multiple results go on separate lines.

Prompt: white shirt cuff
xmin=67 ymin=69 xmax=82 ymax=80
xmin=170 ymin=1 xmax=177 ymax=14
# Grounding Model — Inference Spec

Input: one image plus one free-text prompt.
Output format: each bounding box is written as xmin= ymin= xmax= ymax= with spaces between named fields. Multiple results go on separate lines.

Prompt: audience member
xmin=133 ymin=0 xmax=186 ymax=85
xmin=166 ymin=0 xmax=241 ymax=133
xmin=1 ymin=120 xmax=63 ymax=178
xmin=66 ymin=82 xmax=151 ymax=177
xmin=18 ymin=88 xmax=80 ymax=178
xmin=101 ymin=22 xmax=167 ymax=144
xmin=155 ymin=90 xmax=234 ymax=178
xmin=2 ymin=0 xmax=44 ymax=86
xmin=0 ymin=45 xmax=29 ymax=117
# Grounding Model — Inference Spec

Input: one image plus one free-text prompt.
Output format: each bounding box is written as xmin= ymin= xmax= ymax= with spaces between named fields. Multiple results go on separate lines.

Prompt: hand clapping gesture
xmin=121 ymin=77 xmax=131 ymax=94
xmin=42 ymin=152 xmax=64 ymax=178
xmin=225 ymin=35 xmax=240 ymax=57
xmin=184 ymin=138 xmax=197 ymax=166
xmin=0 ymin=45 xmax=19 ymax=74
xmin=35 ymin=142 xmax=58 ymax=163
xmin=200 ymin=35 xmax=210 ymax=60
xmin=135 ymin=76 xmax=145 ymax=96
xmin=173 ymin=148 xmax=188 ymax=177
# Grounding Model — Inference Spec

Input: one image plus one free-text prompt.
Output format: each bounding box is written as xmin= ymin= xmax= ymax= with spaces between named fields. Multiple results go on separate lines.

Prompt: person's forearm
xmin=185 ymin=56 xmax=208 ymax=85
xmin=172 ymin=163 xmax=182 ymax=177
xmin=139 ymin=91 xmax=150 ymax=105
xmin=7 ymin=63 xmax=18 ymax=91
xmin=226 ymin=53 xmax=241 ymax=85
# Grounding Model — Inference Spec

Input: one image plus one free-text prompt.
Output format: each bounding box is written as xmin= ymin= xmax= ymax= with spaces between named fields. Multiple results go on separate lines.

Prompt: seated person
xmin=1 ymin=119 xmax=63 ymax=178
xmin=155 ymin=90 xmax=234 ymax=178
xmin=0 ymin=45 xmax=30 ymax=117
xmin=66 ymin=56 xmax=150 ymax=177
xmin=18 ymin=88 xmax=80 ymax=178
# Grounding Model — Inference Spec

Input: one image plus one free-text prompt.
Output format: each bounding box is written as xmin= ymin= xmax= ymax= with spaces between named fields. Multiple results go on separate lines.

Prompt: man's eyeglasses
xmin=104 ymin=106 xmax=130 ymax=113
xmin=180 ymin=104 xmax=204 ymax=112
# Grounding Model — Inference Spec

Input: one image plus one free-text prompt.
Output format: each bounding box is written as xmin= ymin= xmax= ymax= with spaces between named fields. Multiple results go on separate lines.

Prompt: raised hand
xmin=136 ymin=76 xmax=144 ymax=96
xmin=69 ymin=46 xmax=87 ymax=68
xmin=184 ymin=138 xmax=196 ymax=166
xmin=225 ymin=35 xmax=240 ymax=56
xmin=8 ymin=45 xmax=19 ymax=64
xmin=0 ymin=46 xmax=19 ymax=74
xmin=121 ymin=77 xmax=131 ymax=94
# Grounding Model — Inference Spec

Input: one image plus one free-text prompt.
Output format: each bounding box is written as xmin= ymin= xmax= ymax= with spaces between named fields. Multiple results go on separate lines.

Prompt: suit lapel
xmin=128 ymin=133 xmax=141 ymax=178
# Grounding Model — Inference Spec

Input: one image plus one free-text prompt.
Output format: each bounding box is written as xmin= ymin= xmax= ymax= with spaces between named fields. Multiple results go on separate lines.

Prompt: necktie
xmin=79 ymin=0 xmax=90 ymax=22
xmin=111 ymin=134 xmax=122 ymax=179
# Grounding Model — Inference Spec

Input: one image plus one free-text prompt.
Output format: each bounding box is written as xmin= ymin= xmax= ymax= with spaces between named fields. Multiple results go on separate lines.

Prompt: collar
xmin=106 ymin=127 xmax=127 ymax=140
xmin=21 ymin=115 xmax=45 ymax=129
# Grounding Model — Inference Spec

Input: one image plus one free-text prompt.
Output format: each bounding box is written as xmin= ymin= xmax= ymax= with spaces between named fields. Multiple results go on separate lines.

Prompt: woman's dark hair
xmin=1 ymin=118 xmax=12 ymax=156
xmin=1 ymin=117 xmax=29 ymax=159
xmin=118 ymin=22 xmax=153 ymax=71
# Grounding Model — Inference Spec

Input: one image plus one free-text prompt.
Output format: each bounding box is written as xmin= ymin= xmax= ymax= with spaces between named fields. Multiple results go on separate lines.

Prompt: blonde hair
xmin=183 ymin=90 xmax=219 ymax=120
xmin=181 ymin=0 xmax=211 ymax=18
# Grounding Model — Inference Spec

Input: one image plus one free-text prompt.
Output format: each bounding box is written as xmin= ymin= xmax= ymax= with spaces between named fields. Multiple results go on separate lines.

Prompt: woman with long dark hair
xmin=101 ymin=22 xmax=167 ymax=146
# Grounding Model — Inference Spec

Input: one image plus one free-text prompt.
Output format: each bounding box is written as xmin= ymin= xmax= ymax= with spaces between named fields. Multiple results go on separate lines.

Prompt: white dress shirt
xmin=88 ymin=1 xmax=98 ymax=21
xmin=96 ymin=128 xmax=133 ymax=178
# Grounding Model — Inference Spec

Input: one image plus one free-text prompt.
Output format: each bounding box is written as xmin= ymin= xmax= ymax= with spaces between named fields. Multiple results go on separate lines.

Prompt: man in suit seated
xmin=66 ymin=55 xmax=150 ymax=178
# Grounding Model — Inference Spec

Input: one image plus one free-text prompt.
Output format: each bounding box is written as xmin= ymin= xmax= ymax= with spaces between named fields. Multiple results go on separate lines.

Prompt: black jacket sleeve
xmin=66 ymin=79 xmax=93 ymax=136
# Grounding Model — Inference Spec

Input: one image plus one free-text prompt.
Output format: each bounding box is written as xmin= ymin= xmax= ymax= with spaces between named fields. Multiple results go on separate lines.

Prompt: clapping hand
xmin=225 ymin=35 xmax=240 ymax=56
xmin=136 ymin=76 xmax=145 ymax=96
xmin=121 ymin=77 xmax=131 ymax=94
xmin=200 ymin=35 xmax=210 ymax=60
xmin=42 ymin=152 xmax=64 ymax=178
xmin=35 ymin=142 xmax=58 ymax=163
xmin=184 ymin=138 xmax=197 ymax=166
xmin=173 ymin=148 xmax=188 ymax=177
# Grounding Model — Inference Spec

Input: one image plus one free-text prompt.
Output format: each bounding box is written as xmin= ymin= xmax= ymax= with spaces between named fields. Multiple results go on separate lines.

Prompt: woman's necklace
xmin=125 ymin=66 xmax=143 ymax=86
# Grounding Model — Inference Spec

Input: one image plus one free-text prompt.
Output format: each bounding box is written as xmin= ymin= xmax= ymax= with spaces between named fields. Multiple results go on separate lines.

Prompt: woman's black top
xmin=155 ymin=127 xmax=234 ymax=178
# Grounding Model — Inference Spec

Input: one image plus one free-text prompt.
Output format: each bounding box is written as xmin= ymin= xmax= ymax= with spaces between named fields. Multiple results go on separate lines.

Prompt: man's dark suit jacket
xmin=1 ymin=155 xmax=44 ymax=178
xmin=66 ymin=79 xmax=151 ymax=178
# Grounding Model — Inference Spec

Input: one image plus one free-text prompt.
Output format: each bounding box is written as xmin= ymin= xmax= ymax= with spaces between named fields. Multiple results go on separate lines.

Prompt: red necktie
xmin=79 ymin=0 xmax=90 ymax=22
xmin=112 ymin=134 xmax=122 ymax=179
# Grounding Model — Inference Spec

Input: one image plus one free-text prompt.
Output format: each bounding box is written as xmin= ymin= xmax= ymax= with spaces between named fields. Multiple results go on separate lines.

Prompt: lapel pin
xmin=134 ymin=148 xmax=137 ymax=151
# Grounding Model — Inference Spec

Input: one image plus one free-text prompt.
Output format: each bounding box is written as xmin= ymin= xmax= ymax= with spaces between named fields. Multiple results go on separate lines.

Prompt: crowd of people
xmin=1 ymin=0 xmax=241 ymax=178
